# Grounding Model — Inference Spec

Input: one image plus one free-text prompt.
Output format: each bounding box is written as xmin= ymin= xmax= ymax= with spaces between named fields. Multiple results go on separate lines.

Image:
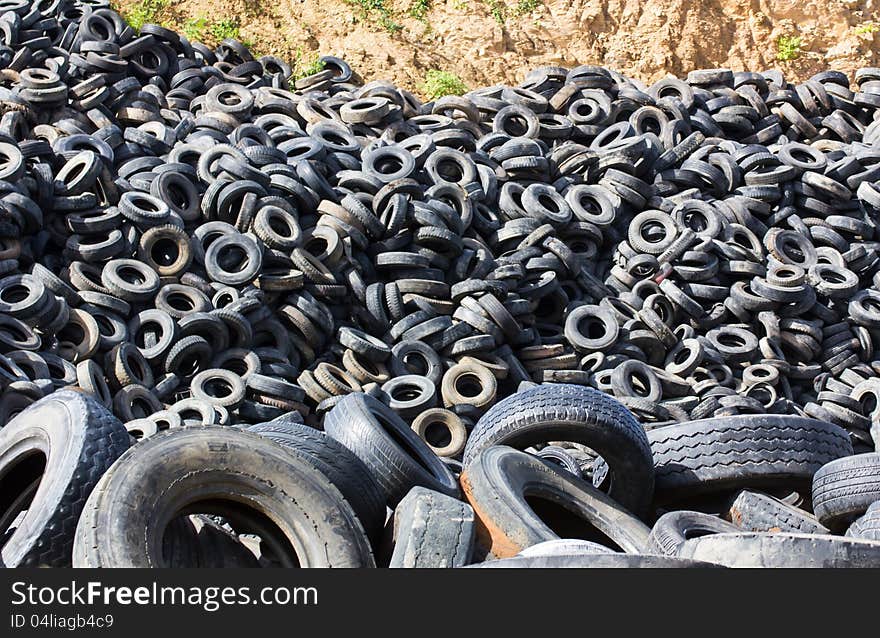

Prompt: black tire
xmin=727 ymin=490 xmax=828 ymax=534
xmin=161 ymin=516 xmax=200 ymax=568
xmin=72 ymin=427 xmax=375 ymax=567
xmin=389 ymin=487 xmax=475 ymax=568
xmin=191 ymin=516 xmax=261 ymax=568
xmin=461 ymin=446 xmax=651 ymax=559
xmin=324 ymin=393 xmax=459 ymax=506
xmin=534 ymin=445 xmax=583 ymax=478
xmin=0 ymin=389 xmax=129 ymax=567
xmin=648 ymin=511 xmax=739 ymax=555
xmin=247 ymin=422 xmax=387 ymax=540
xmin=467 ymin=554 xmax=722 ymax=568
xmin=649 ymin=415 xmax=852 ymax=504
xmin=463 ymin=384 xmax=654 ymax=516
xmin=812 ymin=453 xmax=880 ymax=530
xmin=676 ymin=532 xmax=880 ymax=568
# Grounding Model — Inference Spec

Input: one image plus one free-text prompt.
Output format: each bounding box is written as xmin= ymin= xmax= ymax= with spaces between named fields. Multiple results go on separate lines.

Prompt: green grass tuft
xmin=776 ymin=35 xmax=802 ymax=62
xmin=122 ymin=0 xmax=170 ymax=31
xmin=409 ymin=0 xmax=431 ymax=20
xmin=855 ymin=22 xmax=879 ymax=35
xmin=514 ymin=0 xmax=540 ymax=15
xmin=210 ymin=17 xmax=242 ymax=41
xmin=347 ymin=0 xmax=404 ymax=32
xmin=182 ymin=15 xmax=209 ymax=42
xmin=293 ymin=50 xmax=327 ymax=80
xmin=422 ymin=69 xmax=469 ymax=99
xmin=487 ymin=0 xmax=506 ymax=23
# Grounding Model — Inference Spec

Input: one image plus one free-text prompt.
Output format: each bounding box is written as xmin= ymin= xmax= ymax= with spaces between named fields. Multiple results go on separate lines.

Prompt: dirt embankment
xmin=117 ymin=0 xmax=880 ymax=93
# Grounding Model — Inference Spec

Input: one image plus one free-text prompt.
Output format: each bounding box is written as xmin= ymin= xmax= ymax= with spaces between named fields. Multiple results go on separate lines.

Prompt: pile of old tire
xmin=1 ymin=0 xmax=880 ymax=567
xmin=5 ymin=382 xmax=880 ymax=567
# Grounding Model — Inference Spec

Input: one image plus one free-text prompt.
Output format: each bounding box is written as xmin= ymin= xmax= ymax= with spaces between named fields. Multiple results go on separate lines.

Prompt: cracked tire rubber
xmin=389 ymin=486 xmax=475 ymax=568
xmin=323 ymin=393 xmax=460 ymax=506
xmin=463 ymin=383 xmax=654 ymax=516
xmin=812 ymin=453 xmax=880 ymax=530
xmin=246 ymin=421 xmax=387 ymax=541
xmin=649 ymin=415 xmax=853 ymax=505
xmin=726 ymin=490 xmax=828 ymax=534
xmin=461 ymin=446 xmax=652 ymax=559
xmin=190 ymin=516 xmax=261 ymax=568
xmin=72 ymin=427 xmax=375 ymax=567
xmin=0 ymin=389 xmax=129 ymax=567
xmin=676 ymin=532 xmax=880 ymax=568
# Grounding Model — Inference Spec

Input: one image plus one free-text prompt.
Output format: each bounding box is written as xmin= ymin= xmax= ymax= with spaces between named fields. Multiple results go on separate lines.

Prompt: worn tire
xmin=517 ymin=539 xmax=615 ymax=557
xmin=648 ymin=511 xmax=740 ymax=555
xmin=468 ymin=554 xmax=722 ymax=568
xmin=191 ymin=515 xmax=261 ymax=568
xmin=846 ymin=501 xmax=880 ymax=541
xmin=463 ymin=384 xmax=654 ymax=516
xmin=72 ymin=427 xmax=375 ymax=567
xmin=0 ymin=389 xmax=129 ymax=567
xmin=247 ymin=422 xmax=387 ymax=540
xmin=161 ymin=516 xmax=200 ymax=568
xmin=649 ymin=415 xmax=852 ymax=504
xmin=676 ymin=532 xmax=880 ymax=568
xmin=812 ymin=453 xmax=880 ymax=530
xmin=726 ymin=490 xmax=828 ymax=534
xmin=324 ymin=393 xmax=459 ymax=505
xmin=461 ymin=446 xmax=651 ymax=559
xmin=389 ymin=486 xmax=475 ymax=568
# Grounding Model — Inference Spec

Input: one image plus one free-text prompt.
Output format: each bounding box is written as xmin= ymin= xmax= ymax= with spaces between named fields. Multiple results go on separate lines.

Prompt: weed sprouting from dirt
xmin=292 ymin=50 xmax=327 ymax=81
xmin=182 ymin=15 xmax=209 ymax=42
xmin=422 ymin=69 xmax=469 ymax=99
xmin=208 ymin=17 xmax=257 ymax=49
xmin=514 ymin=0 xmax=541 ymax=15
xmin=121 ymin=0 xmax=170 ymax=31
xmin=409 ymin=0 xmax=431 ymax=21
xmin=210 ymin=18 xmax=241 ymax=41
xmin=348 ymin=0 xmax=404 ymax=33
xmin=487 ymin=0 xmax=506 ymax=23
xmin=485 ymin=0 xmax=540 ymax=23
xmin=776 ymin=35 xmax=802 ymax=61
xmin=855 ymin=22 xmax=879 ymax=35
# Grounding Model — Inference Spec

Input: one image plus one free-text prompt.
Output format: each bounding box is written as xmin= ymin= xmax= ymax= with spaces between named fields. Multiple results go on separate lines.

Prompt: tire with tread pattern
xmin=847 ymin=501 xmax=880 ymax=541
xmin=0 ymin=389 xmax=129 ymax=567
xmin=649 ymin=415 xmax=853 ymax=504
xmin=812 ymin=453 xmax=880 ymax=530
xmin=726 ymin=489 xmax=828 ymax=534
xmin=463 ymin=384 xmax=654 ymax=516
xmin=649 ymin=510 xmax=739 ymax=555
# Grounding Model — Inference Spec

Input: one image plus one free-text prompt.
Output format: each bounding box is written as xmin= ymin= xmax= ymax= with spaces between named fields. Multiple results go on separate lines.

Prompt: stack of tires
xmin=4 ymin=383 xmax=880 ymax=568
xmin=2 ymin=0 xmax=880 ymax=568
